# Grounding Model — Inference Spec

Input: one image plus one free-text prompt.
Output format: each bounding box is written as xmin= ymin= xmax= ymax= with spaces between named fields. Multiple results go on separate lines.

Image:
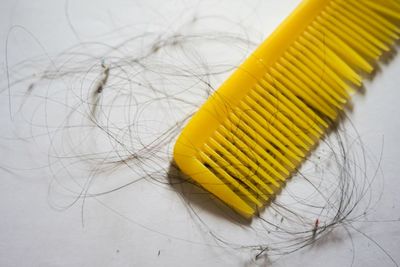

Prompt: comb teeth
xmin=174 ymin=0 xmax=400 ymax=217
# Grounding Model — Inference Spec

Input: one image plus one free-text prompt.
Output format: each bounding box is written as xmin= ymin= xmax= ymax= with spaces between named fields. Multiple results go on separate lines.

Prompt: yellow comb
xmin=173 ymin=0 xmax=400 ymax=218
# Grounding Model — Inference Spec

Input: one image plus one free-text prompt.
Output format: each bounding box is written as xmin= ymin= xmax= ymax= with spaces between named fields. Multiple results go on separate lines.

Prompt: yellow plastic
xmin=173 ymin=0 xmax=400 ymax=218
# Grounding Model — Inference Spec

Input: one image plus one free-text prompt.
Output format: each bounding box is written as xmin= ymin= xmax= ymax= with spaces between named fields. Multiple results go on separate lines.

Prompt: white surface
xmin=1 ymin=1 xmax=400 ymax=266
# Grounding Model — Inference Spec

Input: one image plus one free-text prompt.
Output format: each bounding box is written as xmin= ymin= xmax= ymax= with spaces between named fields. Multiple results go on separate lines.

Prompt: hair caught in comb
xmin=173 ymin=0 xmax=400 ymax=217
